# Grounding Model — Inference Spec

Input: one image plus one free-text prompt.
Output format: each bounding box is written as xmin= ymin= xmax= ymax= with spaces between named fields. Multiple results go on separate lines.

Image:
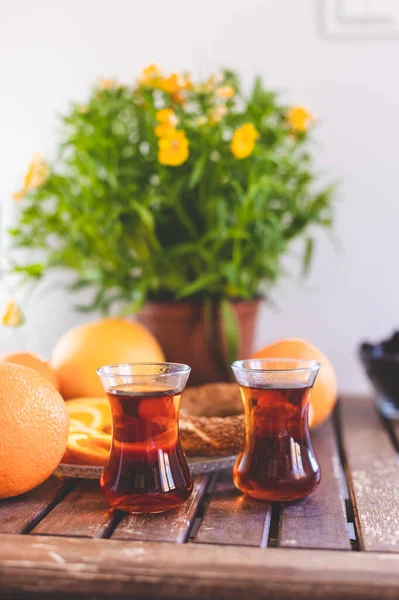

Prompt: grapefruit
xmin=51 ymin=318 xmax=165 ymax=399
xmin=0 ymin=351 xmax=59 ymax=390
xmin=0 ymin=362 xmax=69 ymax=498
xmin=251 ymin=338 xmax=337 ymax=428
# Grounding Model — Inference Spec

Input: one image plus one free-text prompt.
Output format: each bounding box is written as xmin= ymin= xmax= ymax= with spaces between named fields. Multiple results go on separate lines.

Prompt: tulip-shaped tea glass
xmin=97 ymin=362 xmax=193 ymax=513
xmin=231 ymin=359 xmax=321 ymax=502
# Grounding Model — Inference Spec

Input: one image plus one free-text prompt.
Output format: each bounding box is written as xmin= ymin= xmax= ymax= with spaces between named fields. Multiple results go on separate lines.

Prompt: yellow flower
xmin=215 ymin=85 xmax=235 ymax=99
xmin=155 ymin=109 xmax=179 ymax=137
xmin=138 ymin=64 xmax=163 ymax=87
xmin=231 ymin=123 xmax=260 ymax=159
xmin=1 ymin=298 xmax=24 ymax=327
xmin=12 ymin=153 xmax=49 ymax=202
xmin=160 ymin=73 xmax=192 ymax=96
xmin=205 ymin=75 xmax=217 ymax=91
xmin=156 ymin=109 xmax=178 ymax=125
xmin=143 ymin=64 xmax=162 ymax=79
xmin=160 ymin=73 xmax=180 ymax=94
xmin=198 ymin=73 xmax=223 ymax=93
xmin=172 ymin=91 xmax=185 ymax=105
xmin=287 ymin=105 xmax=315 ymax=132
xmin=158 ymin=130 xmax=189 ymax=166
xmin=155 ymin=122 xmax=176 ymax=137
xmin=99 ymin=77 xmax=116 ymax=89
xmin=208 ymin=105 xmax=228 ymax=125
xmin=180 ymin=74 xmax=193 ymax=91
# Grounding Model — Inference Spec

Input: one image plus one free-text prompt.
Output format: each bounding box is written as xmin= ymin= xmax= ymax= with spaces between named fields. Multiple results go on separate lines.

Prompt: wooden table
xmin=1 ymin=395 xmax=399 ymax=600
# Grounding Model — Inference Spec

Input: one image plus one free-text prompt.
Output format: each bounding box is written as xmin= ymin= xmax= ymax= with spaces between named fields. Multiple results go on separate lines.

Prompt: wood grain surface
xmin=195 ymin=469 xmax=271 ymax=547
xmin=279 ymin=419 xmax=351 ymax=550
xmin=1 ymin=534 xmax=399 ymax=600
xmin=1 ymin=395 xmax=399 ymax=600
xmin=0 ymin=476 xmax=73 ymax=534
xmin=112 ymin=475 xmax=209 ymax=543
xmin=340 ymin=395 xmax=399 ymax=552
xmin=32 ymin=480 xmax=114 ymax=538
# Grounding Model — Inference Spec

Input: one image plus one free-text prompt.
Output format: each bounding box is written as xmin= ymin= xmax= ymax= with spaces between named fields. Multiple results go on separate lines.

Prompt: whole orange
xmin=251 ymin=338 xmax=337 ymax=428
xmin=0 ymin=351 xmax=59 ymax=390
xmin=0 ymin=362 xmax=69 ymax=498
xmin=51 ymin=318 xmax=165 ymax=399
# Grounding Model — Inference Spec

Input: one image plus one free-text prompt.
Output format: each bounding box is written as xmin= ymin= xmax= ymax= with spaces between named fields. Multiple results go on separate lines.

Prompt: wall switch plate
xmin=321 ymin=0 xmax=399 ymax=39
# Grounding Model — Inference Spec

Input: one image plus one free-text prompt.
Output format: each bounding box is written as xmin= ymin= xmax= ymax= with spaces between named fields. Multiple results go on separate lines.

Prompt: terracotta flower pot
xmin=136 ymin=299 xmax=260 ymax=386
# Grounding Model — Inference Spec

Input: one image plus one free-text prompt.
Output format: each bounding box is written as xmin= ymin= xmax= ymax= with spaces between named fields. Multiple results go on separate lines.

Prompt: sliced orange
xmin=65 ymin=397 xmax=111 ymax=431
xmin=62 ymin=398 xmax=112 ymax=466
xmin=68 ymin=418 xmax=106 ymax=435
xmin=64 ymin=430 xmax=111 ymax=466
xmin=62 ymin=395 xmax=179 ymax=467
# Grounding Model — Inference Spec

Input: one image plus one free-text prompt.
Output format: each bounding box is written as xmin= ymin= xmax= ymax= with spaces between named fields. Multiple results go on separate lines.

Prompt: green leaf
xmin=7 ymin=68 xmax=335 ymax=313
xmin=188 ymin=154 xmax=207 ymax=189
xmin=132 ymin=201 xmax=155 ymax=231
xmin=231 ymin=180 xmax=246 ymax=204
xmin=177 ymin=274 xmax=219 ymax=299
xmin=118 ymin=297 xmax=144 ymax=316
xmin=75 ymin=287 xmax=105 ymax=312
xmin=220 ymin=299 xmax=239 ymax=376
xmin=251 ymin=76 xmax=263 ymax=104
xmin=13 ymin=264 xmax=44 ymax=278
xmin=302 ymin=237 xmax=314 ymax=275
xmin=68 ymin=278 xmax=94 ymax=291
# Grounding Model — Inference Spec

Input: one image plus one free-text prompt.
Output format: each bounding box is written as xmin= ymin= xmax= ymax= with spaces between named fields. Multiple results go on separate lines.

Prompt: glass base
xmin=376 ymin=397 xmax=399 ymax=420
xmin=112 ymin=505 xmax=182 ymax=514
xmin=101 ymin=478 xmax=193 ymax=513
xmin=243 ymin=487 xmax=319 ymax=502
xmin=105 ymin=492 xmax=192 ymax=513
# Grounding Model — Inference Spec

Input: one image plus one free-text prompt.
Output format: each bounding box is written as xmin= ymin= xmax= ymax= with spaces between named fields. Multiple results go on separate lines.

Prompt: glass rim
xmin=97 ymin=362 xmax=191 ymax=377
xmin=231 ymin=358 xmax=320 ymax=374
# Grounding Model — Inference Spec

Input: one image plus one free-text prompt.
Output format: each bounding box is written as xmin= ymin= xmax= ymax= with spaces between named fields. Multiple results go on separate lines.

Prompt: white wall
xmin=1 ymin=0 xmax=398 ymax=393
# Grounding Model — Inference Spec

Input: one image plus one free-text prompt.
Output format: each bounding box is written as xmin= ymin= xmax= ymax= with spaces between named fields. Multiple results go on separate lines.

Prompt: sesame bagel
xmin=180 ymin=383 xmax=244 ymax=457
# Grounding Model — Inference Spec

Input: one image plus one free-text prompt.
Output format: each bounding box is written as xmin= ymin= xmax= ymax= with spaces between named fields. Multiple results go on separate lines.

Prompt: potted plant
xmin=9 ymin=65 xmax=334 ymax=384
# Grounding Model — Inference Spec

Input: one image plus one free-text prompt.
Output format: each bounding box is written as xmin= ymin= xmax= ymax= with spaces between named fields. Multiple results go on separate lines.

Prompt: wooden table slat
xmin=112 ymin=475 xmax=209 ymax=543
xmin=32 ymin=480 xmax=114 ymax=538
xmin=340 ymin=395 xmax=399 ymax=552
xmin=0 ymin=476 xmax=73 ymax=534
xmin=194 ymin=469 xmax=271 ymax=547
xmin=1 ymin=534 xmax=399 ymax=600
xmin=279 ymin=419 xmax=351 ymax=550
xmin=2 ymin=394 xmax=399 ymax=600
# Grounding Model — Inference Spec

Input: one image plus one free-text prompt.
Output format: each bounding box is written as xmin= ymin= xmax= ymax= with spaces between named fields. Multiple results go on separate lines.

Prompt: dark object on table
xmin=359 ymin=331 xmax=399 ymax=419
